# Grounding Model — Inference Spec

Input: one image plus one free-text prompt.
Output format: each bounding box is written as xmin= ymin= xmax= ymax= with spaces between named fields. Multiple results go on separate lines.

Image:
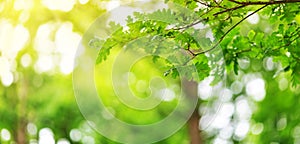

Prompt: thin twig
xmin=213 ymin=5 xmax=246 ymax=16
xmin=171 ymin=18 xmax=209 ymax=31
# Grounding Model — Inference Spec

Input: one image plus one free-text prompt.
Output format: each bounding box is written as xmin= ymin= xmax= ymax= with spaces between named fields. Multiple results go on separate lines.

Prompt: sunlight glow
xmin=246 ymin=78 xmax=266 ymax=101
xmin=211 ymin=115 xmax=231 ymax=129
xmin=34 ymin=22 xmax=81 ymax=74
xmin=219 ymin=126 xmax=234 ymax=139
xmin=35 ymin=55 xmax=54 ymax=73
xmin=246 ymin=12 xmax=260 ymax=24
xmin=79 ymin=0 xmax=89 ymax=4
xmin=57 ymin=138 xmax=70 ymax=144
xmin=219 ymin=102 xmax=235 ymax=118
xmin=277 ymin=116 xmax=287 ymax=131
xmin=238 ymin=58 xmax=250 ymax=70
xmin=82 ymin=136 xmax=95 ymax=144
xmin=0 ymin=20 xmax=29 ymax=59
xmin=1 ymin=71 xmax=14 ymax=87
xmin=14 ymin=0 xmax=33 ymax=10
xmin=1 ymin=129 xmax=11 ymax=141
xmin=27 ymin=123 xmax=37 ymax=136
xmin=159 ymin=88 xmax=175 ymax=101
xmin=234 ymin=121 xmax=250 ymax=138
xmin=278 ymin=78 xmax=288 ymax=91
xmin=0 ymin=57 xmax=10 ymax=75
xmin=70 ymin=129 xmax=82 ymax=142
xmin=235 ymin=97 xmax=252 ymax=120
xmin=42 ymin=0 xmax=76 ymax=12
xmin=198 ymin=77 xmax=213 ymax=100
xmin=293 ymin=126 xmax=300 ymax=138
xmin=230 ymin=81 xmax=243 ymax=95
xmin=21 ymin=53 xmax=32 ymax=68
xmin=251 ymin=123 xmax=264 ymax=135
xmin=219 ymin=88 xmax=233 ymax=102
xmin=106 ymin=0 xmax=120 ymax=11
xmin=264 ymin=57 xmax=275 ymax=71
xmin=38 ymin=128 xmax=55 ymax=144
xmin=213 ymin=137 xmax=231 ymax=144
xmin=55 ymin=22 xmax=81 ymax=74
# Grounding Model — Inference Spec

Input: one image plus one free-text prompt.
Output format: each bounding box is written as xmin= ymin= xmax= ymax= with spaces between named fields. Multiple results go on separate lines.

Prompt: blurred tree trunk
xmin=16 ymin=76 xmax=28 ymax=144
xmin=183 ymin=80 xmax=203 ymax=144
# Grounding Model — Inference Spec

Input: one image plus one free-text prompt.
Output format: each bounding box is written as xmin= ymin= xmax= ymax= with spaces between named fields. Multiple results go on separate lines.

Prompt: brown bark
xmin=182 ymin=80 xmax=203 ymax=144
xmin=17 ymin=118 xmax=27 ymax=144
xmin=188 ymin=109 xmax=202 ymax=144
xmin=16 ymin=76 xmax=28 ymax=144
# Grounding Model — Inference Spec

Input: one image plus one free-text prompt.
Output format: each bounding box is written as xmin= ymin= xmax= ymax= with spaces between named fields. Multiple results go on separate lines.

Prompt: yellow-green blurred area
xmin=0 ymin=0 xmax=137 ymax=143
xmin=1 ymin=0 xmax=300 ymax=144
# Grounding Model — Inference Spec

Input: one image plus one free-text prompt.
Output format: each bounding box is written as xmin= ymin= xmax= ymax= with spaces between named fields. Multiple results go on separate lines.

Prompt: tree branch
xmin=229 ymin=0 xmax=300 ymax=5
xmin=214 ymin=0 xmax=300 ymax=16
xmin=195 ymin=4 xmax=268 ymax=56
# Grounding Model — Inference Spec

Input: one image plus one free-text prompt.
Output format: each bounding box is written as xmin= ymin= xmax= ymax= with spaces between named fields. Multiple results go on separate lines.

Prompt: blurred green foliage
xmin=0 ymin=0 xmax=300 ymax=144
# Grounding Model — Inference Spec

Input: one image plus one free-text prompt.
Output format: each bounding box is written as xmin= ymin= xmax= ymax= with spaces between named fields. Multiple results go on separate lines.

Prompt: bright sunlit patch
xmin=82 ymin=136 xmax=95 ymax=144
xmin=277 ymin=116 xmax=287 ymax=131
xmin=293 ymin=126 xmax=300 ymax=138
xmin=42 ymin=0 xmax=76 ymax=12
xmin=0 ymin=20 xmax=13 ymax=53
xmin=159 ymin=88 xmax=175 ymax=101
xmin=246 ymin=78 xmax=266 ymax=101
xmin=213 ymin=137 xmax=230 ymax=144
xmin=219 ymin=88 xmax=233 ymax=102
xmin=238 ymin=58 xmax=250 ymax=70
xmin=192 ymin=23 xmax=206 ymax=29
xmin=263 ymin=57 xmax=275 ymax=71
xmin=0 ymin=57 xmax=10 ymax=75
xmin=1 ymin=71 xmax=14 ymax=87
xmin=198 ymin=77 xmax=213 ymax=100
xmin=55 ymin=22 xmax=81 ymax=74
xmin=219 ymin=102 xmax=235 ymax=118
xmin=230 ymin=80 xmax=243 ymax=95
xmin=70 ymin=129 xmax=82 ymax=142
xmin=106 ymin=0 xmax=120 ymax=11
xmin=0 ymin=2 xmax=4 ymax=13
xmin=1 ymin=129 xmax=11 ymax=141
xmin=251 ymin=123 xmax=264 ymax=135
xmin=206 ymin=30 xmax=215 ymax=41
xmin=246 ymin=12 xmax=260 ymax=24
xmin=29 ymin=139 xmax=38 ymax=144
xmin=57 ymin=138 xmax=71 ymax=144
xmin=211 ymin=115 xmax=231 ymax=129
xmin=35 ymin=55 xmax=54 ymax=73
xmin=34 ymin=22 xmax=81 ymax=74
xmin=13 ymin=25 xmax=30 ymax=51
xmin=278 ymin=77 xmax=288 ymax=91
xmin=235 ymin=97 xmax=252 ymax=120
xmin=35 ymin=23 xmax=56 ymax=54
xmin=195 ymin=1 xmax=208 ymax=11
xmin=21 ymin=53 xmax=32 ymax=68
xmin=27 ymin=123 xmax=37 ymax=136
xmin=14 ymin=0 xmax=33 ymax=10
xmin=234 ymin=121 xmax=250 ymax=138
xmin=0 ymin=20 xmax=29 ymax=60
xmin=79 ymin=0 xmax=89 ymax=4
xmin=38 ymin=128 xmax=55 ymax=144
xmin=219 ymin=126 xmax=234 ymax=140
